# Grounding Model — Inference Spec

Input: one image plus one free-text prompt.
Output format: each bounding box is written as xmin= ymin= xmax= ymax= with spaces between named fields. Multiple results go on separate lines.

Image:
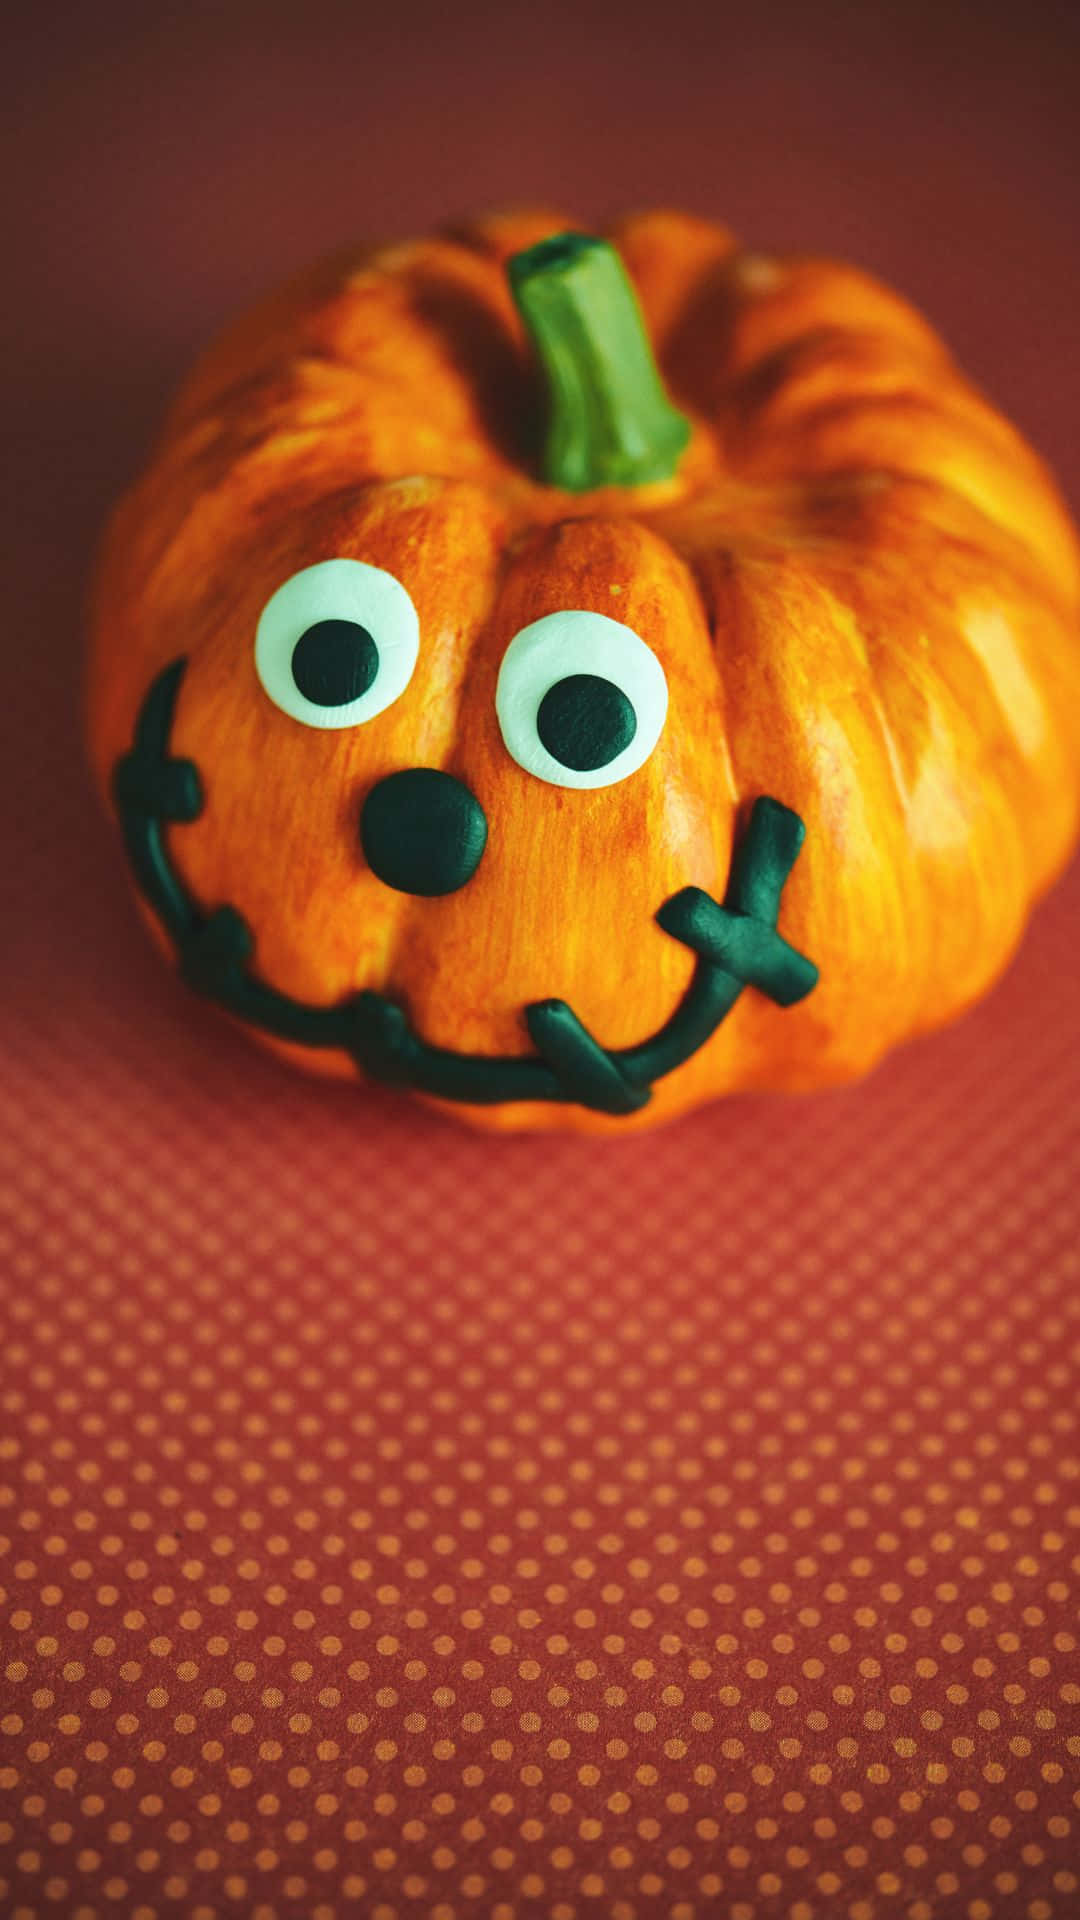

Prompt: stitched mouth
xmin=111 ymin=659 xmax=818 ymax=1116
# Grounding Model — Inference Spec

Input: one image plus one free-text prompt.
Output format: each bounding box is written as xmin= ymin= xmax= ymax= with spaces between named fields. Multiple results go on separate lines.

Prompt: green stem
xmin=507 ymin=231 xmax=691 ymax=492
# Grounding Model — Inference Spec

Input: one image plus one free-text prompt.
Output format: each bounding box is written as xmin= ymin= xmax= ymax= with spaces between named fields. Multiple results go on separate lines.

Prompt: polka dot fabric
xmin=3 ymin=817 xmax=1080 ymax=1917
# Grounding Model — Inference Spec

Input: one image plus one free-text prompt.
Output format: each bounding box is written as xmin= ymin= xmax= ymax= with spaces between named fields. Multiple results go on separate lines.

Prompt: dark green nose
xmin=360 ymin=768 xmax=488 ymax=896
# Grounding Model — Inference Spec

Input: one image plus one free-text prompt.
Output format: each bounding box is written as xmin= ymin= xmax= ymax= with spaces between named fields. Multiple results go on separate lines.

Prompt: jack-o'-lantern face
xmin=90 ymin=213 xmax=1080 ymax=1132
xmin=110 ymin=467 xmax=815 ymax=1124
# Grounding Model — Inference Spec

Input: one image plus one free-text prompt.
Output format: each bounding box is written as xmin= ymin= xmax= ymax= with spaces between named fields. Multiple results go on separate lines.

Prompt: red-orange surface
xmin=4 ymin=4 xmax=1080 ymax=1917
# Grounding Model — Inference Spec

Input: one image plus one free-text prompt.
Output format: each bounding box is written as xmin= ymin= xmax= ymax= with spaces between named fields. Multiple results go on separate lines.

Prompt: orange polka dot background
xmin=5 ymin=5 xmax=1080 ymax=1917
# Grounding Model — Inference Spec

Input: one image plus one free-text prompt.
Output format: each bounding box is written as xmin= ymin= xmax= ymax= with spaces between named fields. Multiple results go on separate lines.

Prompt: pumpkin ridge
xmin=165 ymin=240 xmax=536 ymax=485
xmin=663 ymin=246 xmax=1079 ymax=604
xmin=377 ymin=495 xmax=520 ymax=1046
xmin=828 ymin=566 xmax=1038 ymax=1018
xmin=794 ymin=474 xmax=1080 ymax=904
xmin=737 ymin=381 xmax=1056 ymax=484
xmin=606 ymin=209 xmax=740 ymax=359
xmin=379 ymin=240 xmax=541 ymax=473
xmin=724 ymin=321 xmax=951 ymax=408
xmin=707 ymin=544 xmax=1016 ymax=1066
xmin=826 ymin=496 xmax=1080 ymax=793
xmin=822 ymin=474 xmax=1078 ymax=627
xmin=157 ymin=242 xmax=385 ymax=437
xmin=726 ymin=360 xmax=1029 ymax=472
xmin=661 ymin=534 xmax=738 ymax=814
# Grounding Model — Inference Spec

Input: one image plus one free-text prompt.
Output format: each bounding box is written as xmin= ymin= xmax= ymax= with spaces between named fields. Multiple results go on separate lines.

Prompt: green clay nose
xmin=360 ymin=767 xmax=488 ymax=897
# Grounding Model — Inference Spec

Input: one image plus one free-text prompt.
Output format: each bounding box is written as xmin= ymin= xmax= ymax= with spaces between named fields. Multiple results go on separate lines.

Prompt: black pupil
xmin=535 ymin=673 xmax=637 ymax=772
xmin=291 ymin=619 xmax=379 ymax=707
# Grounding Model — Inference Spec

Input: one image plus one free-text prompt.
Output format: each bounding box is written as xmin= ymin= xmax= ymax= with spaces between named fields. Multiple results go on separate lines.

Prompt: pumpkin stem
xmin=507 ymin=231 xmax=691 ymax=491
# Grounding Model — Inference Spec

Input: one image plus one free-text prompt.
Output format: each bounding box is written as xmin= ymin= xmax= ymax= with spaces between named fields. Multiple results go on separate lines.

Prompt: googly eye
xmin=254 ymin=558 xmax=420 ymax=730
xmin=494 ymin=610 xmax=668 ymax=789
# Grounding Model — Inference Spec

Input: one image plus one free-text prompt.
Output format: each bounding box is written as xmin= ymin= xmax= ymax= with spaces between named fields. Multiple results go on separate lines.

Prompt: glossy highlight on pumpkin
xmin=86 ymin=207 xmax=1080 ymax=1133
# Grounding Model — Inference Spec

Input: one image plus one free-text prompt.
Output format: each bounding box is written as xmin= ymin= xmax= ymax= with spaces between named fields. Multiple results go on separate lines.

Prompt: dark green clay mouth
xmin=111 ymin=660 xmax=819 ymax=1116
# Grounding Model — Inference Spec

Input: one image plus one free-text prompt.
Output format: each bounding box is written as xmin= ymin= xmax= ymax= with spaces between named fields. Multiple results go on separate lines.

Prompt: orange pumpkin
xmin=86 ymin=208 xmax=1080 ymax=1134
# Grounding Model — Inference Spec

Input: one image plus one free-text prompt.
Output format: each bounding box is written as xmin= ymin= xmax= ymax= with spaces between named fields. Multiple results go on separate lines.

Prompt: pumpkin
xmin=86 ymin=208 xmax=1080 ymax=1135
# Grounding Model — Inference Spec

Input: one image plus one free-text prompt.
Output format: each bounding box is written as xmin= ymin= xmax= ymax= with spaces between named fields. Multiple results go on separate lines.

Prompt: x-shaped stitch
xmin=656 ymin=798 xmax=819 ymax=1008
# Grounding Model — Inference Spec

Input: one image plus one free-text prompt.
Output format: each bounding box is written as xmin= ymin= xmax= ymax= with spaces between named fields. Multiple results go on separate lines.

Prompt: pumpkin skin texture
xmin=86 ymin=208 xmax=1080 ymax=1135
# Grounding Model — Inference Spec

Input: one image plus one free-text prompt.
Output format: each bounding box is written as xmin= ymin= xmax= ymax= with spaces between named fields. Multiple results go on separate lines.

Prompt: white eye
xmin=254 ymin=558 xmax=420 ymax=730
xmin=495 ymin=610 xmax=668 ymax=790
